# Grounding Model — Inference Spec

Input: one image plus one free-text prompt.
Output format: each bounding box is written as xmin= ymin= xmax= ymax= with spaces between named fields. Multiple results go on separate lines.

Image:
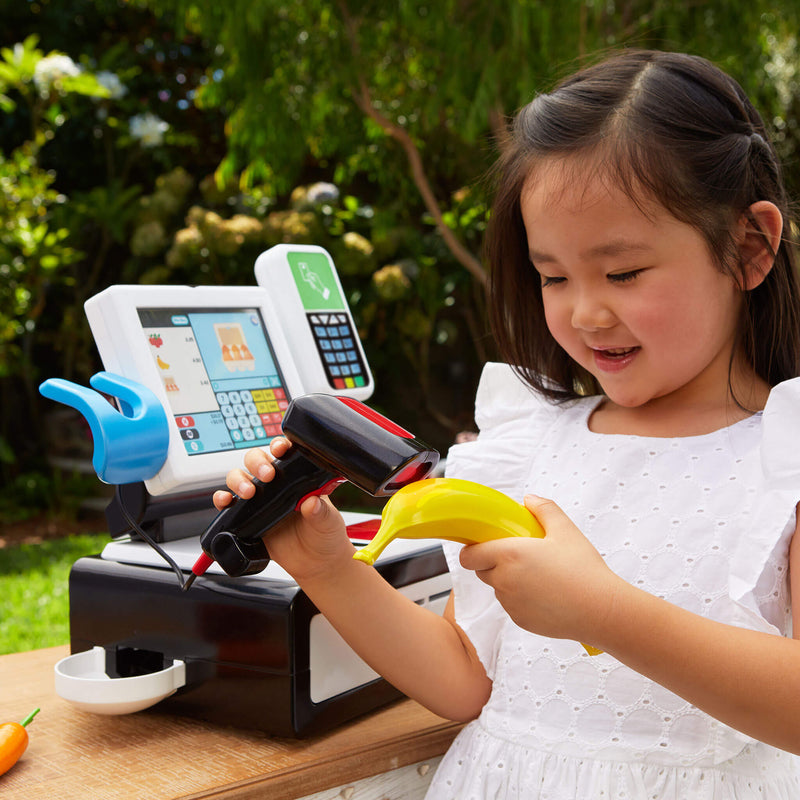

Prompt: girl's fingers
xmin=459 ymin=540 xmax=501 ymax=572
xmin=222 ymin=443 xmax=290 ymax=508
xmin=243 ymin=446 xmax=274 ymax=478
xmin=212 ymin=489 xmax=234 ymax=510
xmin=269 ymin=436 xmax=292 ymax=458
xmin=226 ymin=467 xmax=258 ymax=497
xmin=246 ymin=456 xmax=275 ymax=483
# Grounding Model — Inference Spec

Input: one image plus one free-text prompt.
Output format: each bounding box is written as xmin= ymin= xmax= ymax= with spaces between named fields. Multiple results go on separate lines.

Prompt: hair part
xmin=486 ymin=49 xmax=800 ymax=401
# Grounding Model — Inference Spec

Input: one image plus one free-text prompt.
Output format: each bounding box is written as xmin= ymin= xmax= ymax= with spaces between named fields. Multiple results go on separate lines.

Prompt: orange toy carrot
xmin=0 ymin=708 xmax=39 ymax=776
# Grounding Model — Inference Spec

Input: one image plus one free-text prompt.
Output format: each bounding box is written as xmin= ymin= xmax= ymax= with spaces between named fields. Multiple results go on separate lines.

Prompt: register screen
xmin=137 ymin=307 xmax=291 ymax=455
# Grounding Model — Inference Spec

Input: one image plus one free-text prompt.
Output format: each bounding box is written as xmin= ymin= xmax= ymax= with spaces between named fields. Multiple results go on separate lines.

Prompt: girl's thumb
xmin=523 ymin=494 xmax=561 ymax=527
xmin=300 ymin=494 xmax=337 ymax=530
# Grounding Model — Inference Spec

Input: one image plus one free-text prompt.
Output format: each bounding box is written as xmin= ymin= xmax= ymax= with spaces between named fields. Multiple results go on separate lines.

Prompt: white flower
xmin=95 ymin=71 xmax=128 ymax=100
xmin=33 ymin=54 xmax=81 ymax=96
xmin=306 ymin=182 xmax=340 ymax=204
xmin=129 ymin=112 xmax=169 ymax=148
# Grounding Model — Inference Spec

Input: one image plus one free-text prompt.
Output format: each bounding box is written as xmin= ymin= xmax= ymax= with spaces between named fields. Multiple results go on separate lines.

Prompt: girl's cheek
xmin=542 ymin=299 xmax=562 ymax=333
xmin=544 ymin=303 xmax=575 ymax=349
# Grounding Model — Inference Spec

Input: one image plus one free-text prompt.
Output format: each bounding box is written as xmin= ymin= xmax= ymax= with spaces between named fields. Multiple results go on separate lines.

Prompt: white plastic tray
xmin=55 ymin=646 xmax=186 ymax=715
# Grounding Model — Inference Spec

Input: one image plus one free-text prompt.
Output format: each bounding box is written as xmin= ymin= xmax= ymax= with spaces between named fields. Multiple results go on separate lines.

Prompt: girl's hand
xmin=212 ymin=438 xmax=353 ymax=582
xmin=458 ymin=495 xmax=622 ymax=646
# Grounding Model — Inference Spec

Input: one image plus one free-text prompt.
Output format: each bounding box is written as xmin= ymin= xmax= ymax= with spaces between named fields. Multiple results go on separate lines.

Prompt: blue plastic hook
xmin=39 ymin=372 xmax=170 ymax=485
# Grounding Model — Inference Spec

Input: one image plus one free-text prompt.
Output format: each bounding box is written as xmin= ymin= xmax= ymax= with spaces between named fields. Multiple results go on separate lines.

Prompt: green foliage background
xmin=1 ymin=0 xmax=799 ymax=518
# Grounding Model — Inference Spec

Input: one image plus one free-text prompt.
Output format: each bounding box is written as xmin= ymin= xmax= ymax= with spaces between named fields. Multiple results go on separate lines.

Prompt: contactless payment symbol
xmin=298 ymin=261 xmax=331 ymax=300
xmin=287 ymin=250 xmax=345 ymax=311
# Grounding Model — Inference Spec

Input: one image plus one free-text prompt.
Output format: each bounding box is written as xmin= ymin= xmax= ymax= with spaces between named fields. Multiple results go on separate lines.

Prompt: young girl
xmin=216 ymin=50 xmax=800 ymax=798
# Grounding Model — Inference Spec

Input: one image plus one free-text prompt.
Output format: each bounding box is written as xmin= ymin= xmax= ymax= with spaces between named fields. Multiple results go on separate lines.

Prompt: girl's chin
xmin=601 ymin=393 xmax=650 ymax=410
xmin=594 ymin=377 xmax=654 ymax=409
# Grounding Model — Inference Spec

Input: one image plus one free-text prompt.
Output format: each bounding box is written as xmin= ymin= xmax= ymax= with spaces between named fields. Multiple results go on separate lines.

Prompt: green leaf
xmin=60 ymin=72 xmax=111 ymax=99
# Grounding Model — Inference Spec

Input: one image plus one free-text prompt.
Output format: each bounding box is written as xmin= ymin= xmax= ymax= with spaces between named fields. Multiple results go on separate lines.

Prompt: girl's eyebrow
xmin=529 ymin=239 xmax=654 ymax=265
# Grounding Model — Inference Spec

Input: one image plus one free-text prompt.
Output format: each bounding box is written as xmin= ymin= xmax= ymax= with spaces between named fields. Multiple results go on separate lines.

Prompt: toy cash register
xmin=42 ymin=244 xmax=450 ymax=737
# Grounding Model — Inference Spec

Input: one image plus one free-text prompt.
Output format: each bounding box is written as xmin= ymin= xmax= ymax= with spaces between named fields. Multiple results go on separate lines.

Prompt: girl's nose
xmin=570 ymin=292 xmax=616 ymax=331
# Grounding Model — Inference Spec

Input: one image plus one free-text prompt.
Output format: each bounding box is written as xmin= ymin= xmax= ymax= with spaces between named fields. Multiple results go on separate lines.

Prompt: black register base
xmin=65 ymin=537 xmax=450 ymax=738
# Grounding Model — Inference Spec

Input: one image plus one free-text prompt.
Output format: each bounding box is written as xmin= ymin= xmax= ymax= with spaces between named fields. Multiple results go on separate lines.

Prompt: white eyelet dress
xmin=426 ymin=363 xmax=800 ymax=800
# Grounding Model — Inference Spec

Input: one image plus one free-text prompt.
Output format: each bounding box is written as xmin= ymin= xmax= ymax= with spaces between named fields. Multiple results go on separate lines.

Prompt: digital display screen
xmin=138 ymin=307 xmax=291 ymax=455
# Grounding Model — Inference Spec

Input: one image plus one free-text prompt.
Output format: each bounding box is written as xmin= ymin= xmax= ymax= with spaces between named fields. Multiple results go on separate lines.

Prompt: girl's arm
xmin=295 ymin=511 xmax=490 ymax=721
xmin=214 ymin=440 xmax=491 ymax=722
xmin=460 ymin=496 xmax=800 ymax=754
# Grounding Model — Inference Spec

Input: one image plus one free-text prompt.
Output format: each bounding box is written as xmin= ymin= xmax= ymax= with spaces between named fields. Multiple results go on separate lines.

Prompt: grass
xmin=0 ymin=534 xmax=110 ymax=654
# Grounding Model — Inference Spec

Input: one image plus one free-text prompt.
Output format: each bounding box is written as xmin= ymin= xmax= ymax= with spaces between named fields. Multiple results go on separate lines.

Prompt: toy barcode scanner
xmin=183 ymin=394 xmax=439 ymax=590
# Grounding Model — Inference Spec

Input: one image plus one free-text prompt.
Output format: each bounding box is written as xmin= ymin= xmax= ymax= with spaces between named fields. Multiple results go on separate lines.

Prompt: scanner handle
xmin=202 ymin=448 xmax=342 ymax=543
xmin=193 ymin=449 xmax=344 ymax=580
xmin=186 ymin=393 xmax=439 ymax=587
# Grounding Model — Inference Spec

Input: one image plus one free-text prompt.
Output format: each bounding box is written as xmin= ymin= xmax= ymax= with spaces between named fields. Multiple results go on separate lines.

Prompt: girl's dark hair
xmin=487 ymin=49 xmax=800 ymax=400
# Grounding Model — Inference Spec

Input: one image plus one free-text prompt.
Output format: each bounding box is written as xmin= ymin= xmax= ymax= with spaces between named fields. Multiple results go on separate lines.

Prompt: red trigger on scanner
xmin=346 ymin=518 xmax=381 ymax=540
xmin=336 ymin=396 xmax=414 ymax=439
xmin=295 ymin=477 xmax=348 ymax=510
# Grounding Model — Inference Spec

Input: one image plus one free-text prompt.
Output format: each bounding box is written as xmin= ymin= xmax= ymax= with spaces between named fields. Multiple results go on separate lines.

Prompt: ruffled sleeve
xmin=727 ymin=377 xmax=800 ymax=633
xmin=443 ymin=362 xmax=556 ymax=497
xmin=760 ymin=377 xmax=800 ymax=493
xmin=441 ymin=362 xmax=559 ymax=676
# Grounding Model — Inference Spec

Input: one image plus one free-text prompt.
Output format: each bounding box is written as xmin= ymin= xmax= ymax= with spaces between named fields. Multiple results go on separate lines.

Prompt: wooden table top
xmin=0 ymin=646 xmax=462 ymax=800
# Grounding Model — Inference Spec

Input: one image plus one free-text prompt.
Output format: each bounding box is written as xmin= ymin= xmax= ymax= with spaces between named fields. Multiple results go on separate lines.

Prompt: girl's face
xmin=520 ymin=159 xmax=746 ymax=417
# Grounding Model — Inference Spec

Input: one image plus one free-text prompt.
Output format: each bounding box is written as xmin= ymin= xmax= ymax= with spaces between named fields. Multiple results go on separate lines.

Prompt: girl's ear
xmin=736 ymin=200 xmax=783 ymax=290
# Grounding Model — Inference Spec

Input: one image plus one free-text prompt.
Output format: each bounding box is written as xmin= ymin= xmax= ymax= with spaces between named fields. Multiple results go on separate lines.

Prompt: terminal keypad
xmin=307 ymin=312 xmax=367 ymax=390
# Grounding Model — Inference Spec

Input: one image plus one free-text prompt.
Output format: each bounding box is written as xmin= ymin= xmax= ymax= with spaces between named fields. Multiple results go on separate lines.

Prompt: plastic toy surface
xmin=54 ymin=648 xmax=185 ymax=715
xmin=186 ymin=393 xmax=440 ymax=586
xmin=353 ymin=478 xmax=545 ymax=565
xmin=38 ymin=372 xmax=169 ymax=485
xmin=353 ymin=478 xmax=602 ymax=656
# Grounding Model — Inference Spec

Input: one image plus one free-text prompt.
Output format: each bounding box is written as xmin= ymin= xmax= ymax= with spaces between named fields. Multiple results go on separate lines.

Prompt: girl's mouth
xmin=592 ymin=346 xmax=640 ymax=372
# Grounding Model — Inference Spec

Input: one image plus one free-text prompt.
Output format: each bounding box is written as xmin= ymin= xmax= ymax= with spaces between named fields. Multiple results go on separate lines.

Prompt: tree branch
xmin=337 ymin=1 xmax=488 ymax=287
xmin=353 ymin=83 xmax=487 ymax=286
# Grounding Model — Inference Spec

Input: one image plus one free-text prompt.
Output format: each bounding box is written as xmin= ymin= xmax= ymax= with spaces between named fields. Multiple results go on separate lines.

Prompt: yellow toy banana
xmin=353 ymin=478 xmax=544 ymax=565
xmin=353 ymin=477 xmax=602 ymax=656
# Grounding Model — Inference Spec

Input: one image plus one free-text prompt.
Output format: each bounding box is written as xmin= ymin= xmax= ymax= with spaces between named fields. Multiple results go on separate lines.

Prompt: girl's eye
xmin=540 ymin=275 xmax=566 ymax=288
xmin=608 ymin=269 xmax=642 ymax=284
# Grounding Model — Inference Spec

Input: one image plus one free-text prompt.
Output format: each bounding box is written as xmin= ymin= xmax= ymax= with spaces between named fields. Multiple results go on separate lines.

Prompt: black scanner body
xmin=198 ymin=394 xmax=440 ymax=578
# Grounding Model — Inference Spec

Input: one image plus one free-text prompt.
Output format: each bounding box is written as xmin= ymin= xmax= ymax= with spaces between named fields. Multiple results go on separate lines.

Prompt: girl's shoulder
xmin=762 ymin=377 xmax=800 ymax=491
xmin=444 ymin=363 xmax=592 ymax=496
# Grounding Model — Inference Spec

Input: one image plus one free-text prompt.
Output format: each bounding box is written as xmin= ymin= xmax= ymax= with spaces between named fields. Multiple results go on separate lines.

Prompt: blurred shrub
xmin=0 ymin=7 xmax=489 ymax=518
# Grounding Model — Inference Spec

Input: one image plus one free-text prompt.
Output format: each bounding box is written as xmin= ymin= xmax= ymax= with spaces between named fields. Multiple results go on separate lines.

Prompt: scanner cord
xmin=182 ymin=552 xmax=214 ymax=592
xmin=117 ymin=501 xmax=193 ymax=590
